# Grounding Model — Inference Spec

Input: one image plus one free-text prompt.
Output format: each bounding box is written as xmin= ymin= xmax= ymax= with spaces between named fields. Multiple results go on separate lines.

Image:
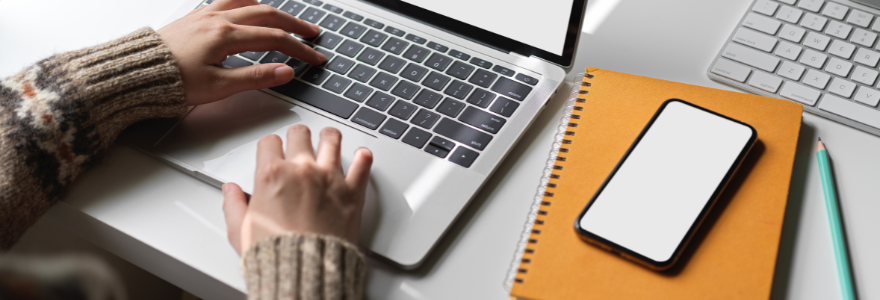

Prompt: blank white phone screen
xmin=579 ymin=101 xmax=754 ymax=262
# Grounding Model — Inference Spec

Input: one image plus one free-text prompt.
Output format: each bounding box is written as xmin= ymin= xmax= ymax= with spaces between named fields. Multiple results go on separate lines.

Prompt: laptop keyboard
xmin=208 ymin=0 xmax=538 ymax=168
xmin=711 ymin=0 xmax=880 ymax=135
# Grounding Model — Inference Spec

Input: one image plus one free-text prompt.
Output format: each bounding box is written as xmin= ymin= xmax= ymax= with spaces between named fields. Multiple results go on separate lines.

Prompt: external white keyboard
xmin=709 ymin=0 xmax=880 ymax=135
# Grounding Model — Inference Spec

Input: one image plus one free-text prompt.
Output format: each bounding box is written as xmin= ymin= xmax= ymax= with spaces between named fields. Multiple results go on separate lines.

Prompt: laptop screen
xmin=363 ymin=0 xmax=586 ymax=67
xmin=401 ymin=0 xmax=573 ymax=56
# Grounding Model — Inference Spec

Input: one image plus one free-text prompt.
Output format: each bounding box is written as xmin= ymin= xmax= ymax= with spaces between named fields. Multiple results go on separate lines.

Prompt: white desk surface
xmin=2 ymin=0 xmax=879 ymax=299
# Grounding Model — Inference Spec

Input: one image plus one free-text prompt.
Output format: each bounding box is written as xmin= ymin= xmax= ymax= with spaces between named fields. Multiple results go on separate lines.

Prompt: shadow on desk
xmin=770 ymin=123 xmax=814 ymax=300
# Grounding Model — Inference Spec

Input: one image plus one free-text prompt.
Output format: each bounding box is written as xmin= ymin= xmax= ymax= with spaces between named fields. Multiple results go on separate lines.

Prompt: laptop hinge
xmin=510 ymin=51 xmax=529 ymax=60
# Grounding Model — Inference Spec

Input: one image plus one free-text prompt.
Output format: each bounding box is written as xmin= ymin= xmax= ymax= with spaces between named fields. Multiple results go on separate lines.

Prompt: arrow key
xmin=448 ymin=147 xmax=478 ymax=168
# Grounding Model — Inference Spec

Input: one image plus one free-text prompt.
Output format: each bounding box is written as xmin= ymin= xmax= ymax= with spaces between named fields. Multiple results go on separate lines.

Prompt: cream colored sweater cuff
xmin=242 ymin=232 xmax=366 ymax=300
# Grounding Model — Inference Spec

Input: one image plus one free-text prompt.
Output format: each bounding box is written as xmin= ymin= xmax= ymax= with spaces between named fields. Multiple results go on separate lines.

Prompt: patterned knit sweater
xmin=0 ymin=28 xmax=364 ymax=300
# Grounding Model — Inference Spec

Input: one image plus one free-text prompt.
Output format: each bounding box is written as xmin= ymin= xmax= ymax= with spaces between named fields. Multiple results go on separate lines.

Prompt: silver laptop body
xmin=134 ymin=0 xmax=587 ymax=268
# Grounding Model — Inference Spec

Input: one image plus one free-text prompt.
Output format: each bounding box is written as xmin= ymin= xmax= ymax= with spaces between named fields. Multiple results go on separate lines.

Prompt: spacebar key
xmin=270 ymin=80 xmax=359 ymax=119
xmin=433 ymin=118 xmax=493 ymax=150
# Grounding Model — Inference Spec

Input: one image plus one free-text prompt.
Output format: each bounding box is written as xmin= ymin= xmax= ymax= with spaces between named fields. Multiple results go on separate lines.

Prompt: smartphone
xmin=574 ymin=99 xmax=757 ymax=271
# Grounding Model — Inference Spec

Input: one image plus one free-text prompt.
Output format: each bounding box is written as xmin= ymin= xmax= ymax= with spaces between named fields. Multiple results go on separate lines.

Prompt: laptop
xmin=138 ymin=0 xmax=587 ymax=268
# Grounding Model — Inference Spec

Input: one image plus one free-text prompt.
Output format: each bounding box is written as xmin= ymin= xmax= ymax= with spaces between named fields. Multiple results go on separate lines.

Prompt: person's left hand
xmin=157 ymin=0 xmax=326 ymax=106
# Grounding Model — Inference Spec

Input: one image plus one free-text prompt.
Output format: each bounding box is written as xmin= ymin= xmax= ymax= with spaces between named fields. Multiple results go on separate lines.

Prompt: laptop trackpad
xmin=155 ymin=90 xmax=378 ymax=194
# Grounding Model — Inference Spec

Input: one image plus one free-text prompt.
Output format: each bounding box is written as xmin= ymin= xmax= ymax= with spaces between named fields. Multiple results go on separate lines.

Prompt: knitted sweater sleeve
xmin=242 ymin=232 xmax=366 ymax=300
xmin=0 ymin=27 xmax=187 ymax=249
xmin=0 ymin=27 xmax=366 ymax=300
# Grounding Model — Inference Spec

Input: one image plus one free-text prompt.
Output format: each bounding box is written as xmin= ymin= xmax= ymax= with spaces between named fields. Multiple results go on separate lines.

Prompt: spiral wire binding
xmin=504 ymin=72 xmax=591 ymax=290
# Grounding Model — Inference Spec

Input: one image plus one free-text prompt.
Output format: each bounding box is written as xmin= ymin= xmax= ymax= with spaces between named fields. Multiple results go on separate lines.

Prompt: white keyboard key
xmin=776 ymin=5 xmax=804 ymax=23
xmin=851 ymin=65 xmax=879 ymax=85
xmin=800 ymin=49 xmax=828 ymax=68
xmin=744 ymin=13 xmax=782 ymax=35
xmin=778 ymin=0 xmax=796 ymax=4
xmin=711 ymin=58 xmax=752 ymax=82
xmin=778 ymin=60 xmax=806 ymax=80
xmin=828 ymin=77 xmax=857 ymax=97
xmin=828 ymin=40 xmax=856 ymax=59
xmin=779 ymin=24 xmax=806 ymax=43
xmin=748 ymin=71 xmax=783 ymax=93
xmin=753 ymin=0 xmax=779 ymax=16
xmin=733 ymin=27 xmax=778 ymax=52
xmin=850 ymin=28 xmax=878 ymax=47
xmin=854 ymin=86 xmax=880 ymax=106
xmin=804 ymin=31 xmax=831 ymax=50
xmin=825 ymin=21 xmax=853 ymax=39
xmin=872 ymin=17 xmax=880 ymax=32
xmin=854 ymin=48 xmax=880 ymax=67
xmin=821 ymin=2 xmax=849 ymax=20
xmin=774 ymin=41 xmax=803 ymax=60
xmin=798 ymin=0 xmax=825 ymax=13
xmin=780 ymin=82 xmax=821 ymax=105
xmin=721 ymin=43 xmax=781 ymax=72
xmin=801 ymin=13 xmax=828 ymax=31
xmin=819 ymin=94 xmax=880 ymax=128
xmin=846 ymin=9 xmax=874 ymax=28
xmin=825 ymin=57 xmax=853 ymax=77
xmin=803 ymin=69 xmax=831 ymax=89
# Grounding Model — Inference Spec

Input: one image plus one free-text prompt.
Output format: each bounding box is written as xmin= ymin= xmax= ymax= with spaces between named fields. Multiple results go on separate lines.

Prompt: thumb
xmin=222 ymin=182 xmax=248 ymax=256
xmin=219 ymin=63 xmax=294 ymax=96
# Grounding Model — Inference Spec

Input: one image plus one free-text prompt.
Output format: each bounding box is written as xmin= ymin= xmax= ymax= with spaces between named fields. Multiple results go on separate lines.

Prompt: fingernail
xmin=222 ymin=183 xmax=228 ymax=193
xmin=311 ymin=23 xmax=320 ymax=33
xmin=274 ymin=66 xmax=294 ymax=85
xmin=315 ymin=51 xmax=327 ymax=63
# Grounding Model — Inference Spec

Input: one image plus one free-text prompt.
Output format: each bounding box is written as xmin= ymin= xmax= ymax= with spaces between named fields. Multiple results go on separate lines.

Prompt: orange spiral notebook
xmin=505 ymin=67 xmax=803 ymax=299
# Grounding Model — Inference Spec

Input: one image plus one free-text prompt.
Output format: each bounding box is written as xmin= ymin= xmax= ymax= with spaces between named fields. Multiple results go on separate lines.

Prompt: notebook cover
xmin=509 ymin=67 xmax=803 ymax=299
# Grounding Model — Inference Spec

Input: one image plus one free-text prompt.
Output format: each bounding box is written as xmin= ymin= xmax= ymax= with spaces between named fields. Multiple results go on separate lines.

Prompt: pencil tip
xmin=818 ymin=137 xmax=822 ymax=142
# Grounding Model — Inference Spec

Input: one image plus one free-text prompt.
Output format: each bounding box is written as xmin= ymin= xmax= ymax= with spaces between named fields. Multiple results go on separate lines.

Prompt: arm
xmin=0 ymin=0 xmax=324 ymax=249
xmin=0 ymin=27 xmax=186 ymax=249
xmin=2 ymin=0 xmax=371 ymax=299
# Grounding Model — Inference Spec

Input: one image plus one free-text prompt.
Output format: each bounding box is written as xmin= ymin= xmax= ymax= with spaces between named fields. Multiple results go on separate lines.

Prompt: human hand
xmin=157 ymin=0 xmax=326 ymax=106
xmin=221 ymin=125 xmax=373 ymax=255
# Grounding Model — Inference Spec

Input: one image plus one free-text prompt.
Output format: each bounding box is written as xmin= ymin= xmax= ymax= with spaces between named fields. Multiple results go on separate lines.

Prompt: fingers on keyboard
xmin=230 ymin=0 xmax=544 ymax=167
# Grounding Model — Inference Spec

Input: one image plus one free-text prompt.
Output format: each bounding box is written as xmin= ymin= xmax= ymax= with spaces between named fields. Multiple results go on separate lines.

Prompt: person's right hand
xmin=157 ymin=0 xmax=326 ymax=106
xmin=221 ymin=126 xmax=373 ymax=255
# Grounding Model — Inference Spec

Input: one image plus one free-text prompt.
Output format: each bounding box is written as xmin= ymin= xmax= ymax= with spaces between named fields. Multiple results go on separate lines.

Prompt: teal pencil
xmin=816 ymin=138 xmax=855 ymax=300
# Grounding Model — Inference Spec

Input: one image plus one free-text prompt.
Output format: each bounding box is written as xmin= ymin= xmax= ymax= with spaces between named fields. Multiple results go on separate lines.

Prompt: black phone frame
xmin=573 ymin=99 xmax=758 ymax=271
xmin=360 ymin=0 xmax=588 ymax=67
